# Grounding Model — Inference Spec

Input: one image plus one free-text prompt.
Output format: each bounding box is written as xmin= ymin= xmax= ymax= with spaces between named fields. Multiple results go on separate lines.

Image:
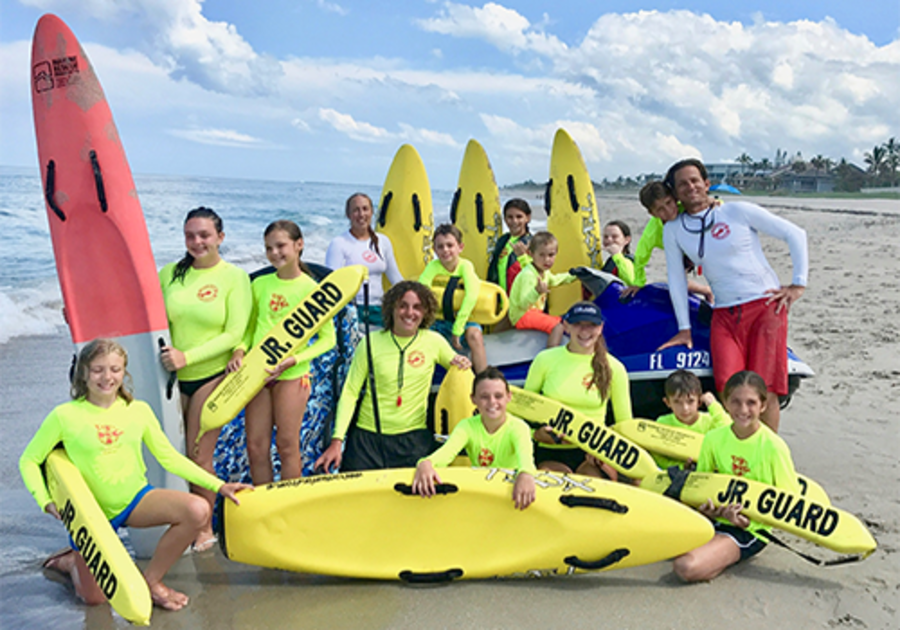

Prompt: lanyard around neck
xmin=390 ymin=330 xmax=418 ymax=406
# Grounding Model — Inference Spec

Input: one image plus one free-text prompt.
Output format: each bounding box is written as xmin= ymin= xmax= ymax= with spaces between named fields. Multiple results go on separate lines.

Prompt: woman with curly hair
xmin=315 ymin=281 xmax=471 ymax=472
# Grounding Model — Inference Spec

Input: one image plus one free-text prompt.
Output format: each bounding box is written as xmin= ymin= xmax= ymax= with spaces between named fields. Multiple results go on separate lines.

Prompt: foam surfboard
xmin=451 ymin=139 xmax=503 ymax=279
xmin=45 ymin=449 xmax=152 ymax=625
xmin=614 ymin=419 xmax=830 ymax=504
xmin=640 ymin=469 xmax=876 ymax=556
xmin=31 ymin=13 xmax=185 ymax=557
xmin=545 ymin=128 xmax=603 ymax=315
xmin=433 ymin=365 xmax=476 ymax=466
xmin=507 ymin=387 xmax=659 ymax=479
xmin=219 ymin=467 xmax=714 ymax=580
xmin=376 ymin=144 xmax=434 ymax=287
xmin=431 ymin=276 xmax=509 ymax=325
xmin=199 ymin=266 xmax=367 ymax=437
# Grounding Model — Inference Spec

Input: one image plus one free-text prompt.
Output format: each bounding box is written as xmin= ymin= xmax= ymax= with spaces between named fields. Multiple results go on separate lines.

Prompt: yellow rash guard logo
xmin=478 ymin=448 xmax=495 ymax=466
xmin=731 ymin=455 xmax=750 ymax=477
xmin=197 ymin=284 xmax=218 ymax=302
xmin=269 ymin=293 xmax=289 ymax=313
xmin=95 ymin=424 xmax=123 ymax=446
xmin=407 ymin=351 xmax=426 ymax=368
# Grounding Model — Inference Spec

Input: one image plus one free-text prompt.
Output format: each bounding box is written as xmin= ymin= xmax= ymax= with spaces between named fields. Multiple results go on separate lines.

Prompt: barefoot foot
xmin=149 ymin=582 xmax=189 ymax=611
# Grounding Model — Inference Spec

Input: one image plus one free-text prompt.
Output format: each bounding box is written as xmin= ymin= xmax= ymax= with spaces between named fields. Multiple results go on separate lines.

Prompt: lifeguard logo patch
xmin=478 ymin=448 xmax=494 ymax=466
xmin=362 ymin=250 xmax=378 ymax=263
xmin=407 ymin=350 xmax=426 ymax=368
xmin=711 ymin=223 xmax=731 ymax=240
xmin=269 ymin=293 xmax=289 ymax=312
xmin=197 ymin=284 xmax=218 ymax=302
xmin=731 ymin=455 xmax=750 ymax=477
xmin=95 ymin=424 xmax=123 ymax=446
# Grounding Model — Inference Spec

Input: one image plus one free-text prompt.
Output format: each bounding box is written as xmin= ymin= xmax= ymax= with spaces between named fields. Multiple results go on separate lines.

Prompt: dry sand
xmin=1 ymin=193 xmax=898 ymax=629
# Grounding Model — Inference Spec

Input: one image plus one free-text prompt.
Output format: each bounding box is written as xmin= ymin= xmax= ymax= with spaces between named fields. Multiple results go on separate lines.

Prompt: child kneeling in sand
xmin=672 ymin=370 xmax=800 ymax=582
xmin=19 ymin=339 xmax=251 ymax=611
xmin=653 ymin=369 xmax=731 ymax=471
xmin=413 ymin=367 xmax=536 ymax=510
xmin=508 ymin=232 xmax=577 ymax=348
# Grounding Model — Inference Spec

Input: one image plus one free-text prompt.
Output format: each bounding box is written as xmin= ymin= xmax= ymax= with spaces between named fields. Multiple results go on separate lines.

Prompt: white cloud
xmin=21 ymin=0 xmax=282 ymax=95
xmin=417 ymin=2 xmax=566 ymax=57
xmin=167 ymin=127 xmax=267 ymax=147
xmin=315 ymin=0 xmax=348 ymax=16
xmin=318 ymin=108 xmax=460 ymax=148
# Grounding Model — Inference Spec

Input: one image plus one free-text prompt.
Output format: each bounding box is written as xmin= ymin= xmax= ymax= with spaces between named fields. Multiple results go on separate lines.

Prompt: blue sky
xmin=1 ymin=1 xmax=898 ymax=188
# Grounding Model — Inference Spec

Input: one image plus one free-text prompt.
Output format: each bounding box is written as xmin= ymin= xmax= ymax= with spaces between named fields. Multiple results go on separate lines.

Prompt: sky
xmin=1 ymin=0 xmax=898 ymax=189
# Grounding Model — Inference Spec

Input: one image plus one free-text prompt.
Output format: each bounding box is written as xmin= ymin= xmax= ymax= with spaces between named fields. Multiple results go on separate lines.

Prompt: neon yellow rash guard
xmin=508 ymin=263 xmax=575 ymax=324
xmin=524 ymin=346 xmax=632 ymax=452
xmin=697 ymin=423 xmax=801 ymax=539
xmin=492 ymin=234 xmax=532 ymax=292
xmin=632 ymin=216 xmax=665 ymax=287
xmin=423 ymin=414 xmax=536 ymax=473
xmin=160 ymin=260 xmax=252 ymax=382
xmin=418 ymin=258 xmax=481 ymax=337
xmin=20 ymin=398 xmax=224 ymax=520
xmin=241 ymin=272 xmax=336 ymax=380
xmin=333 ymin=330 xmax=456 ymax=440
xmin=652 ymin=400 xmax=731 ymax=470
xmin=602 ymin=253 xmax=637 ymax=286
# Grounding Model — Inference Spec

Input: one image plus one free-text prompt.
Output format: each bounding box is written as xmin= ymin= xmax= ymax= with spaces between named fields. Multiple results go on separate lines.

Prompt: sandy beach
xmin=1 ymin=193 xmax=898 ymax=629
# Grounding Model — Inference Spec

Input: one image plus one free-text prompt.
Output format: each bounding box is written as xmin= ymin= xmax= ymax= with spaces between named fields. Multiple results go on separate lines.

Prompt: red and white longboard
xmin=31 ymin=14 xmax=185 ymax=555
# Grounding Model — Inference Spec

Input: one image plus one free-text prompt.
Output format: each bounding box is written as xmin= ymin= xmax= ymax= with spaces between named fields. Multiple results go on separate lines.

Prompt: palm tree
xmin=884 ymin=138 xmax=899 ymax=187
xmin=864 ymin=145 xmax=886 ymax=174
xmin=736 ymin=153 xmax=753 ymax=174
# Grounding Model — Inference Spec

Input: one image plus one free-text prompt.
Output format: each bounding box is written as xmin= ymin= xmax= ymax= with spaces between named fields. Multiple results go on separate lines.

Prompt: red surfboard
xmin=31 ymin=14 xmax=185 ymax=556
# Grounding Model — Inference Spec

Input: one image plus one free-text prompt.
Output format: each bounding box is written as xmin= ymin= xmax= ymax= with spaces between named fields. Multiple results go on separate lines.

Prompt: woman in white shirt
xmin=325 ymin=193 xmax=404 ymax=326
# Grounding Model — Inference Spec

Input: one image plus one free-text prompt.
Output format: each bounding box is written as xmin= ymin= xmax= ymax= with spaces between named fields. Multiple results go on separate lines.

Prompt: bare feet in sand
xmin=148 ymin=581 xmax=189 ymax=611
xmin=42 ymin=548 xmax=107 ymax=605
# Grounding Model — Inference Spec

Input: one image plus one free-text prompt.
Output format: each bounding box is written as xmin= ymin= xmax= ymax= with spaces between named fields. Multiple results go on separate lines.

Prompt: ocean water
xmin=0 ymin=166 xmax=465 ymax=345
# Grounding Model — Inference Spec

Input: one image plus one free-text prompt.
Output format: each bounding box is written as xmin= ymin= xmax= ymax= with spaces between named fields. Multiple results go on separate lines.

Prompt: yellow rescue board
xmin=431 ymin=276 xmax=509 ymax=325
xmin=433 ymin=366 xmax=476 ymax=466
xmin=640 ymin=470 xmax=876 ymax=556
xmin=506 ymin=387 xmax=659 ymax=479
xmin=45 ymin=449 xmax=152 ymax=626
xmin=377 ymin=144 xmax=434 ymax=286
xmin=614 ymin=419 xmax=830 ymax=504
xmin=451 ymin=139 xmax=503 ymax=279
xmin=546 ymin=128 xmax=602 ymax=316
xmin=199 ymin=266 xmax=367 ymax=437
xmin=221 ymin=467 xmax=714 ymax=579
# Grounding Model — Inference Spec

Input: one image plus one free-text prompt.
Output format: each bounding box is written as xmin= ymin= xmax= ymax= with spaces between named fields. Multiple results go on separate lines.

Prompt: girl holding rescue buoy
xmin=325 ymin=192 xmax=403 ymax=326
xmin=229 ymin=220 xmax=336 ymax=484
xmin=315 ymin=280 xmax=471 ymax=473
xmin=20 ymin=339 xmax=250 ymax=611
xmin=672 ymin=370 xmax=801 ymax=582
xmin=159 ymin=206 xmax=251 ymax=552
xmin=525 ymin=301 xmax=633 ymax=479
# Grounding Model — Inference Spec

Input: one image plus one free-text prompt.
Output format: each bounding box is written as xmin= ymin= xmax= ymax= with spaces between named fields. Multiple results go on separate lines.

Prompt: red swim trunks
xmin=514 ymin=308 xmax=561 ymax=335
xmin=710 ymin=297 xmax=788 ymax=396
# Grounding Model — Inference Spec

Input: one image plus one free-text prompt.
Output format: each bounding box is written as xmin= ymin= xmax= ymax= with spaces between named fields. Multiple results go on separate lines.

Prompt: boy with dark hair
xmin=653 ymin=369 xmax=731 ymax=471
xmin=419 ymin=224 xmax=487 ymax=372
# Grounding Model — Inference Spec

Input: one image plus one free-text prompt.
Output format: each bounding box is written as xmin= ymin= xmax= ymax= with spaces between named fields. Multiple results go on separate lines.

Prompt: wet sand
xmin=2 ymin=194 xmax=898 ymax=629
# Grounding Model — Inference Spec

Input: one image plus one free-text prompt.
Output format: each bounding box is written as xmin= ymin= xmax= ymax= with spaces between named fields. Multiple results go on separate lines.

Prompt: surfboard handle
xmin=378 ymin=191 xmax=392 ymax=228
xmin=544 ymin=179 xmax=552 ymax=216
xmin=558 ymin=495 xmax=629 ymax=514
xmin=398 ymin=568 xmax=463 ymax=583
xmin=567 ymin=175 xmax=578 ymax=212
xmin=44 ymin=160 xmax=66 ymax=221
xmin=475 ymin=193 xmax=485 ymax=233
xmin=564 ymin=548 xmax=630 ymax=571
xmin=450 ymin=188 xmax=461 ymax=224
xmin=393 ymin=482 xmax=459 ymax=496
xmin=88 ymin=150 xmax=109 ymax=212
xmin=412 ymin=194 xmax=422 ymax=231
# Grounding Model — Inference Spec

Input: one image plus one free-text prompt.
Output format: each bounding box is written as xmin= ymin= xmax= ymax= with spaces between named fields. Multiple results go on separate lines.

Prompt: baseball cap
xmin=562 ymin=301 xmax=604 ymax=325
